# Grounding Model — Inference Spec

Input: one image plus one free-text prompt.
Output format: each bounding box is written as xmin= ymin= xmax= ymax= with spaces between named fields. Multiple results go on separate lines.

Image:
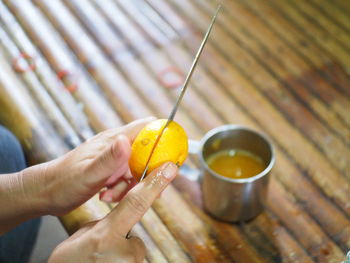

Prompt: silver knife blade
xmin=139 ymin=5 xmax=221 ymax=182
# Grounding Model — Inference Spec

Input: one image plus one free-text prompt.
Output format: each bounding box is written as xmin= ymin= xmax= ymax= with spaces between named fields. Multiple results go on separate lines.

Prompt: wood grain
xmin=1 ymin=0 xmax=349 ymax=262
xmin=0 ymin=0 xmax=123 ymax=132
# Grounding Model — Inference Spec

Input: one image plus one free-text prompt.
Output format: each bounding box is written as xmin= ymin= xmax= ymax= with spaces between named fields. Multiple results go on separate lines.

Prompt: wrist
xmin=0 ymin=166 xmax=49 ymax=233
xmin=20 ymin=162 xmax=54 ymax=217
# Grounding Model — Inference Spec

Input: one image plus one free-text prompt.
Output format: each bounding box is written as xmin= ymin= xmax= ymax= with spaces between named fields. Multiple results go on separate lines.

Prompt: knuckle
xmin=125 ymin=193 xmax=149 ymax=214
xmin=110 ymin=142 xmax=117 ymax=159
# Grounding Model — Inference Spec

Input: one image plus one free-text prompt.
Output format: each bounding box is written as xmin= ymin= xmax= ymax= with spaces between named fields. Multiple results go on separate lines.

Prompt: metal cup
xmin=188 ymin=125 xmax=275 ymax=222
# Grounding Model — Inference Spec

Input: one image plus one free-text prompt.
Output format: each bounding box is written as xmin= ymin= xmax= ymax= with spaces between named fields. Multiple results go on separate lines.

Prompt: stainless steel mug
xmin=187 ymin=125 xmax=275 ymax=222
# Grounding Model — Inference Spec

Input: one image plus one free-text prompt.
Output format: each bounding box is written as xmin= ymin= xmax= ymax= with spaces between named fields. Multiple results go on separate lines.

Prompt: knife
xmin=139 ymin=4 xmax=221 ymax=182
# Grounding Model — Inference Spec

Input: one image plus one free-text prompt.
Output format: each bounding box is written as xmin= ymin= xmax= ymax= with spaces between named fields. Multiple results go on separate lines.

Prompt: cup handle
xmin=189 ymin=139 xmax=202 ymax=155
xmin=179 ymin=139 xmax=202 ymax=182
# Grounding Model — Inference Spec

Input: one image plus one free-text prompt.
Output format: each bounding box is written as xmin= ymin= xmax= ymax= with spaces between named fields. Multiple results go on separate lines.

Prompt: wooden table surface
xmin=0 ymin=0 xmax=349 ymax=262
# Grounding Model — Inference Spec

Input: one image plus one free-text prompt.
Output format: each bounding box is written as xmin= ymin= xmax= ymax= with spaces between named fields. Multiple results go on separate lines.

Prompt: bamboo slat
xmin=0 ymin=50 xmax=68 ymax=163
xmin=0 ymin=9 xmax=171 ymax=260
xmin=92 ymin=0 xmax=221 ymax=136
xmin=30 ymin=0 xmax=152 ymax=121
xmin=172 ymin=182 xmax=273 ymax=263
xmin=330 ymin=0 xmax=350 ymax=15
xmin=0 ymin=28 xmax=81 ymax=148
xmin=152 ymin=186 xmax=233 ymax=262
xmin=185 ymin=201 xmax=270 ymax=263
xmin=94 ymin=4 xmax=310 ymax=262
xmin=252 ymin=213 xmax=314 ymax=263
xmin=131 ymin=223 xmax=169 ymax=263
xmin=111 ymin=201 xmax=172 ymax=263
xmin=267 ymin=181 xmax=345 ymax=262
xmin=184 ymin=171 xmax=347 ymax=262
xmin=203 ymin=0 xmax=350 ymax=138
xmin=166 ymin=0 xmax=350 ymax=179
xmin=273 ymin=156 xmax=350 ymax=250
xmin=139 ymin=0 xmax=346 ymax=260
xmin=0 ymin=48 xmax=112 ymax=236
xmin=14 ymin=2 xmax=227 ymax=262
xmin=315 ymin=0 xmax=350 ymax=32
xmin=61 ymin=0 xmax=201 ymax=139
xmin=149 ymin=0 xmax=350 ymax=217
xmin=267 ymin=0 xmax=350 ymax=70
xmin=60 ymin=195 xmax=111 ymax=236
xmin=113 ymin=0 xmax=348 ymax=258
xmin=26 ymin=2 xmax=222 ymax=260
xmin=0 ymin=0 xmax=349 ymax=262
xmin=0 ymin=2 xmax=94 ymax=140
xmin=238 ymin=0 xmax=350 ymax=98
xmin=140 ymin=208 xmax=192 ymax=262
xmin=1 ymin=0 xmax=123 ymax=132
xmin=0 ymin=57 xmax=105 ymax=234
xmin=284 ymin=0 xmax=350 ymax=50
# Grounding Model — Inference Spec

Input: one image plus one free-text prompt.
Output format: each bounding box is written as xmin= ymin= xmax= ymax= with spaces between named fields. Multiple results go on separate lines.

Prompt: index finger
xmin=101 ymin=116 xmax=156 ymax=143
xmin=103 ymin=162 xmax=177 ymax=237
xmin=120 ymin=116 xmax=156 ymax=142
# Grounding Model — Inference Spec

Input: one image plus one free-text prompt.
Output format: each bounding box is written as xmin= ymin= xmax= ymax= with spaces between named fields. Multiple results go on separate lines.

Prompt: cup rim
xmin=199 ymin=124 xmax=275 ymax=183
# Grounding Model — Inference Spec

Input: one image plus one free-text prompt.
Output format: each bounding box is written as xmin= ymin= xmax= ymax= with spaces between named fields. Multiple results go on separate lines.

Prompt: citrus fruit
xmin=129 ymin=119 xmax=188 ymax=181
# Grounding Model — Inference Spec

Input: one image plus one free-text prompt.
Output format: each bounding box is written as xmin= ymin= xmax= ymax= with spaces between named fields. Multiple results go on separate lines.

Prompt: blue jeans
xmin=0 ymin=125 xmax=41 ymax=263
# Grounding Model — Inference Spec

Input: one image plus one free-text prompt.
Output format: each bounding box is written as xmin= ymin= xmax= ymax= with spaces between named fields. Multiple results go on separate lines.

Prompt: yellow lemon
xmin=129 ymin=119 xmax=188 ymax=181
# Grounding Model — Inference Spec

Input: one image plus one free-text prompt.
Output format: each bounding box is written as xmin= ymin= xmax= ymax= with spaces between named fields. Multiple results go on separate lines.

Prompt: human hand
xmin=21 ymin=117 xmax=155 ymax=216
xmin=48 ymin=162 xmax=178 ymax=263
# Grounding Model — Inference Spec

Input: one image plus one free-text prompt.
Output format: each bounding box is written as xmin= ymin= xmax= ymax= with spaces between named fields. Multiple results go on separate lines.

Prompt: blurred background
xmin=0 ymin=0 xmax=349 ymax=262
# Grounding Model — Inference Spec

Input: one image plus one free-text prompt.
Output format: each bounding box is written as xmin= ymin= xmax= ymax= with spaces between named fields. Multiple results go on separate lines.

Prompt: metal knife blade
xmin=139 ymin=5 xmax=221 ymax=182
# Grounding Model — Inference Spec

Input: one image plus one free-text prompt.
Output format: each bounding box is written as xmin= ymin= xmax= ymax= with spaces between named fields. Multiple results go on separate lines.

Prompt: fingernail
xmin=101 ymin=193 xmax=112 ymax=203
xmin=104 ymin=196 xmax=113 ymax=202
xmin=162 ymin=162 xmax=177 ymax=179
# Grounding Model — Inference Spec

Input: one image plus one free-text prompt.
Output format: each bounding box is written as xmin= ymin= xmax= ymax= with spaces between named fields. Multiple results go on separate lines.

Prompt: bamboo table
xmin=0 ymin=0 xmax=349 ymax=262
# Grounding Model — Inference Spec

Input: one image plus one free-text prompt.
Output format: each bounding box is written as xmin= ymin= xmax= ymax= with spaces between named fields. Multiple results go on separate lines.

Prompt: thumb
xmin=102 ymin=162 xmax=178 ymax=237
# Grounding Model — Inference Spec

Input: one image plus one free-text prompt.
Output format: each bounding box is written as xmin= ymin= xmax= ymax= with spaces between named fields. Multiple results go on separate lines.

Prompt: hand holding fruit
xmin=17 ymin=117 xmax=188 ymax=217
xmin=19 ymin=117 xmax=156 ymax=217
xmin=1 ymin=117 xmax=188 ymax=262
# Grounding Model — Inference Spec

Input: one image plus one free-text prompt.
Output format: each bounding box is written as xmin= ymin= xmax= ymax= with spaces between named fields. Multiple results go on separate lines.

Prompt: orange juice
xmin=206 ymin=149 xmax=265 ymax=179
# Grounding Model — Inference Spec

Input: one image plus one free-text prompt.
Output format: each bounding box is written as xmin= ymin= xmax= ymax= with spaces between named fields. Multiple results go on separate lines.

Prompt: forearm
xmin=0 ymin=165 xmax=48 ymax=234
